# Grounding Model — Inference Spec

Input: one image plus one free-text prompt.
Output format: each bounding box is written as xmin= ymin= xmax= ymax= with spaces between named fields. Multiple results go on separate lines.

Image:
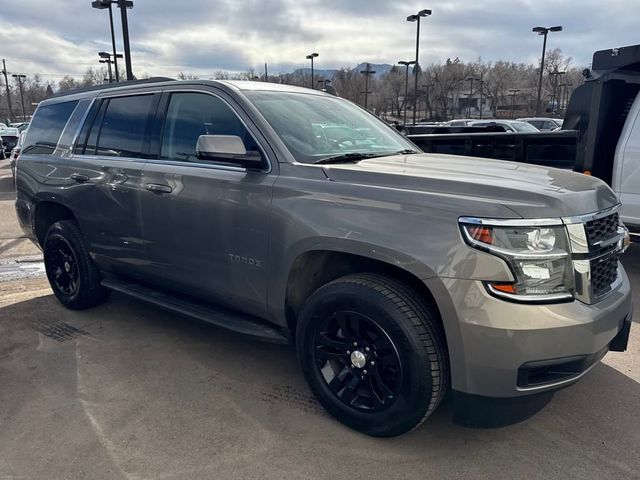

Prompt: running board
xmin=101 ymin=278 xmax=289 ymax=344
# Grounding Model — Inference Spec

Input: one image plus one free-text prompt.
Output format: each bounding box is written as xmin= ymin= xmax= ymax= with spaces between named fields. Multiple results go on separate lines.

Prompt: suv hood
xmin=321 ymin=153 xmax=619 ymax=218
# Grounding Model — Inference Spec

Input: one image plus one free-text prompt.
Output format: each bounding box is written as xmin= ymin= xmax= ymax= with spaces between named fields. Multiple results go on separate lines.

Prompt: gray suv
xmin=14 ymin=79 xmax=633 ymax=437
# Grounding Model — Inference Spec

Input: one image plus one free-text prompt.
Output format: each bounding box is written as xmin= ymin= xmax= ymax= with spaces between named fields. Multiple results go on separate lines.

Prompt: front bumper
xmin=428 ymin=265 xmax=633 ymax=427
xmin=437 ymin=266 xmax=632 ymax=397
xmin=426 ymin=265 xmax=633 ymax=425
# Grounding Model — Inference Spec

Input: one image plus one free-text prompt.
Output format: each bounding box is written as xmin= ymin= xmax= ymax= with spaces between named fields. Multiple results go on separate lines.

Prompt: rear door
xmin=69 ymin=91 xmax=159 ymax=273
xmin=140 ymin=88 xmax=277 ymax=317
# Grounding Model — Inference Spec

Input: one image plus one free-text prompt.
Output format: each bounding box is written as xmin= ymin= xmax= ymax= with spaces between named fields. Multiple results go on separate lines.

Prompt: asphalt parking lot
xmin=1 ymin=159 xmax=639 ymax=480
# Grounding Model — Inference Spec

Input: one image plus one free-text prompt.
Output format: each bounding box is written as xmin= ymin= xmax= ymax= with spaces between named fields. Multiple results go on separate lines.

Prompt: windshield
xmin=245 ymin=91 xmax=417 ymax=163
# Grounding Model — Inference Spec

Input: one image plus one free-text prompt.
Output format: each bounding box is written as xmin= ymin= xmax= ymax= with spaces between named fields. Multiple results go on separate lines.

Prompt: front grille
xmin=585 ymin=212 xmax=619 ymax=246
xmin=569 ymin=209 xmax=623 ymax=304
xmin=591 ymin=252 xmax=619 ymax=298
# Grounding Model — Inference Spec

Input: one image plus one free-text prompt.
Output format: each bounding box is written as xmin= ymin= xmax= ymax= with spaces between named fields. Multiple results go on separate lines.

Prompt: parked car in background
xmin=0 ymin=127 xmax=20 ymax=159
xmin=9 ymin=130 xmax=26 ymax=181
xmin=518 ymin=117 xmax=564 ymax=131
xmin=442 ymin=119 xmax=476 ymax=127
xmin=469 ymin=120 xmax=540 ymax=133
xmin=11 ymin=122 xmax=30 ymax=133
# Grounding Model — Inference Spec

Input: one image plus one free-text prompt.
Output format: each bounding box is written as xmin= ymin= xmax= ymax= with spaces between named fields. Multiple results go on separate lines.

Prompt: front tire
xmin=43 ymin=220 xmax=110 ymax=310
xmin=296 ymin=273 xmax=449 ymax=437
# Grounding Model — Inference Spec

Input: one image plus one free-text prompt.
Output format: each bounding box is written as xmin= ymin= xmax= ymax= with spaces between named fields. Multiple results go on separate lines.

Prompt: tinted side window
xmin=23 ymin=100 xmax=78 ymax=154
xmin=95 ymin=94 xmax=154 ymax=158
xmin=160 ymin=92 xmax=260 ymax=162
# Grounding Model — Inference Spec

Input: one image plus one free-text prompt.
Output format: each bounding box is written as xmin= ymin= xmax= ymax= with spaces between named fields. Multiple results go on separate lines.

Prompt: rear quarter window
xmin=23 ymin=100 xmax=78 ymax=154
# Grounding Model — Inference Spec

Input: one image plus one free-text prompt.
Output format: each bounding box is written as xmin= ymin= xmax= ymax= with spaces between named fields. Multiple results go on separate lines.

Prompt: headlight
xmin=459 ymin=218 xmax=574 ymax=302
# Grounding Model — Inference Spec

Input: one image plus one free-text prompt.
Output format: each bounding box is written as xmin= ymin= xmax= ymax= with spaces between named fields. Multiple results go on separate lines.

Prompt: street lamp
xmin=92 ymin=0 xmax=134 ymax=81
xmin=99 ymin=59 xmax=113 ymax=83
xmin=360 ymin=63 xmax=376 ymax=109
xmin=99 ymin=51 xmax=123 ymax=83
xmin=508 ymin=89 xmax=521 ymax=119
xmin=549 ymin=69 xmax=566 ymax=113
xmin=398 ymin=60 xmax=416 ymax=126
xmin=421 ymin=83 xmax=430 ymax=121
xmin=532 ymin=25 xmax=562 ymax=115
xmin=407 ymin=8 xmax=431 ymax=125
xmin=560 ymin=82 xmax=573 ymax=111
xmin=466 ymin=75 xmax=481 ymax=118
xmin=306 ymin=52 xmax=319 ymax=89
xmin=11 ymin=74 xmax=26 ymax=121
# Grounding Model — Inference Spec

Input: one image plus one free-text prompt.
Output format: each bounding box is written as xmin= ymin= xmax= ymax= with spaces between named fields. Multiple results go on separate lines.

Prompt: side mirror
xmin=196 ymin=135 xmax=263 ymax=167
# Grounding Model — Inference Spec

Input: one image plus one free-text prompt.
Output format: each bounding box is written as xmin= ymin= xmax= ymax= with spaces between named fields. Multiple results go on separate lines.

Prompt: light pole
xmin=398 ymin=60 xmax=416 ymax=126
xmin=560 ymin=82 xmax=572 ymax=111
xmin=99 ymin=59 xmax=113 ymax=83
xmin=550 ymin=69 xmax=566 ymax=114
xmin=92 ymin=0 xmax=134 ymax=81
xmin=478 ymin=73 xmax=484 ymax=119
xmin=360 ymin=63 xmax=376 ymax=109
xmin=421 ymin=83 xmax=430 ymax=120
xmin=466 ymin=75 xmax=480 ymax=118
xmin=509 ymin=89 xmax=521 ymax=119
xmin=306 ymin=52 xmax=318 ymax=89
xmin=12 ymin=74 xmax=26 ymax=121
xmin=407 ymin=9 xmax=431 ymax=125
xmin=533 ymin=25 xmax=562 ymax=115
xmin=1 ymin=59 xmax=13 ymax=120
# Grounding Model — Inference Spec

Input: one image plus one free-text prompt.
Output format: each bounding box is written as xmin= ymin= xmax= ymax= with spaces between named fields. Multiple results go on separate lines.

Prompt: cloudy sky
xmin=0 ymin=0 xmax=638 ymax=81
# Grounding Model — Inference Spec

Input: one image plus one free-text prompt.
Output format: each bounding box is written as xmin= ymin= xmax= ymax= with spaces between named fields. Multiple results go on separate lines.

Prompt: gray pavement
xmin=0 ymin=158 xmax=639 ymax=479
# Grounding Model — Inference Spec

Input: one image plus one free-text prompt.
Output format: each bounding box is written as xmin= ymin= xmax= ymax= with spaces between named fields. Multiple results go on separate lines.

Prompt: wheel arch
xmin=282 ymin=245 xmax=445 ymax=350
xmin=33 ymin=199 xmax=77 ymax=246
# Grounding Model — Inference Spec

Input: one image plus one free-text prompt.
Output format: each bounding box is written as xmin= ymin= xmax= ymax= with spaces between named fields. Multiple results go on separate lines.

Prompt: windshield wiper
xmin=313 ymin=152 xmax=380 ymax=165
xmin=313 ymin=149 xmax=420 ymax=165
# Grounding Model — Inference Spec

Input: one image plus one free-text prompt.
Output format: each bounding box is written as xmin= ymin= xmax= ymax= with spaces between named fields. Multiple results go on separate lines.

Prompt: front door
xmin=140 ymin=90 xmax=276 ymax=317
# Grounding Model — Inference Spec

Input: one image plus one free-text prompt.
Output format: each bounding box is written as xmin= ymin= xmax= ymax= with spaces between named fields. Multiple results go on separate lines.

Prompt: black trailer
xmin=407 ymin=44 xmax=640 ymax=186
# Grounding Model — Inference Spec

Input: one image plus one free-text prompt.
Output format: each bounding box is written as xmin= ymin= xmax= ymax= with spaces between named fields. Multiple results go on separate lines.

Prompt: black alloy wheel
xmin=297 ymin=273 xmax=449 ymax=437
xmin=43 ymin=220 xmax=110 ymax=310
xmin=314 ymin=311 xmax=402 ymax=412
xmin=45 ymin=237 xmax=79 ymax=296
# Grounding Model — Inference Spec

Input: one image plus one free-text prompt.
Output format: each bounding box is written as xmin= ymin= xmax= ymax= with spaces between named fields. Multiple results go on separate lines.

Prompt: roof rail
xmin=51 ymin=77 xmax=176 ymax=98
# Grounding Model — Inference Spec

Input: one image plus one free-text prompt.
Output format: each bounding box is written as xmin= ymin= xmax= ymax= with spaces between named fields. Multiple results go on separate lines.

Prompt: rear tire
xmin=296 ymin=273 xmax=449 ymax=437
xmin=43 ymin=220 xmax=110 ymax=310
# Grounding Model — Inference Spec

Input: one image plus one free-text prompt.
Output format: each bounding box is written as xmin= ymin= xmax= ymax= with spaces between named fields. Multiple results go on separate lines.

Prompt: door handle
xmin=70 ymin=173 xmax=89 ymax=183
xmin=145 ymin=183 xmax=173 ymax=194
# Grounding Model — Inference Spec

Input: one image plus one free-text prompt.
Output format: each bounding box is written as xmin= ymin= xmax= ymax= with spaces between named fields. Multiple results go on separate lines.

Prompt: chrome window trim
xmin=69 ymin=97 xmax=97 ymax=153
xmin=144 ymin=158 xmax=246 ymax=173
